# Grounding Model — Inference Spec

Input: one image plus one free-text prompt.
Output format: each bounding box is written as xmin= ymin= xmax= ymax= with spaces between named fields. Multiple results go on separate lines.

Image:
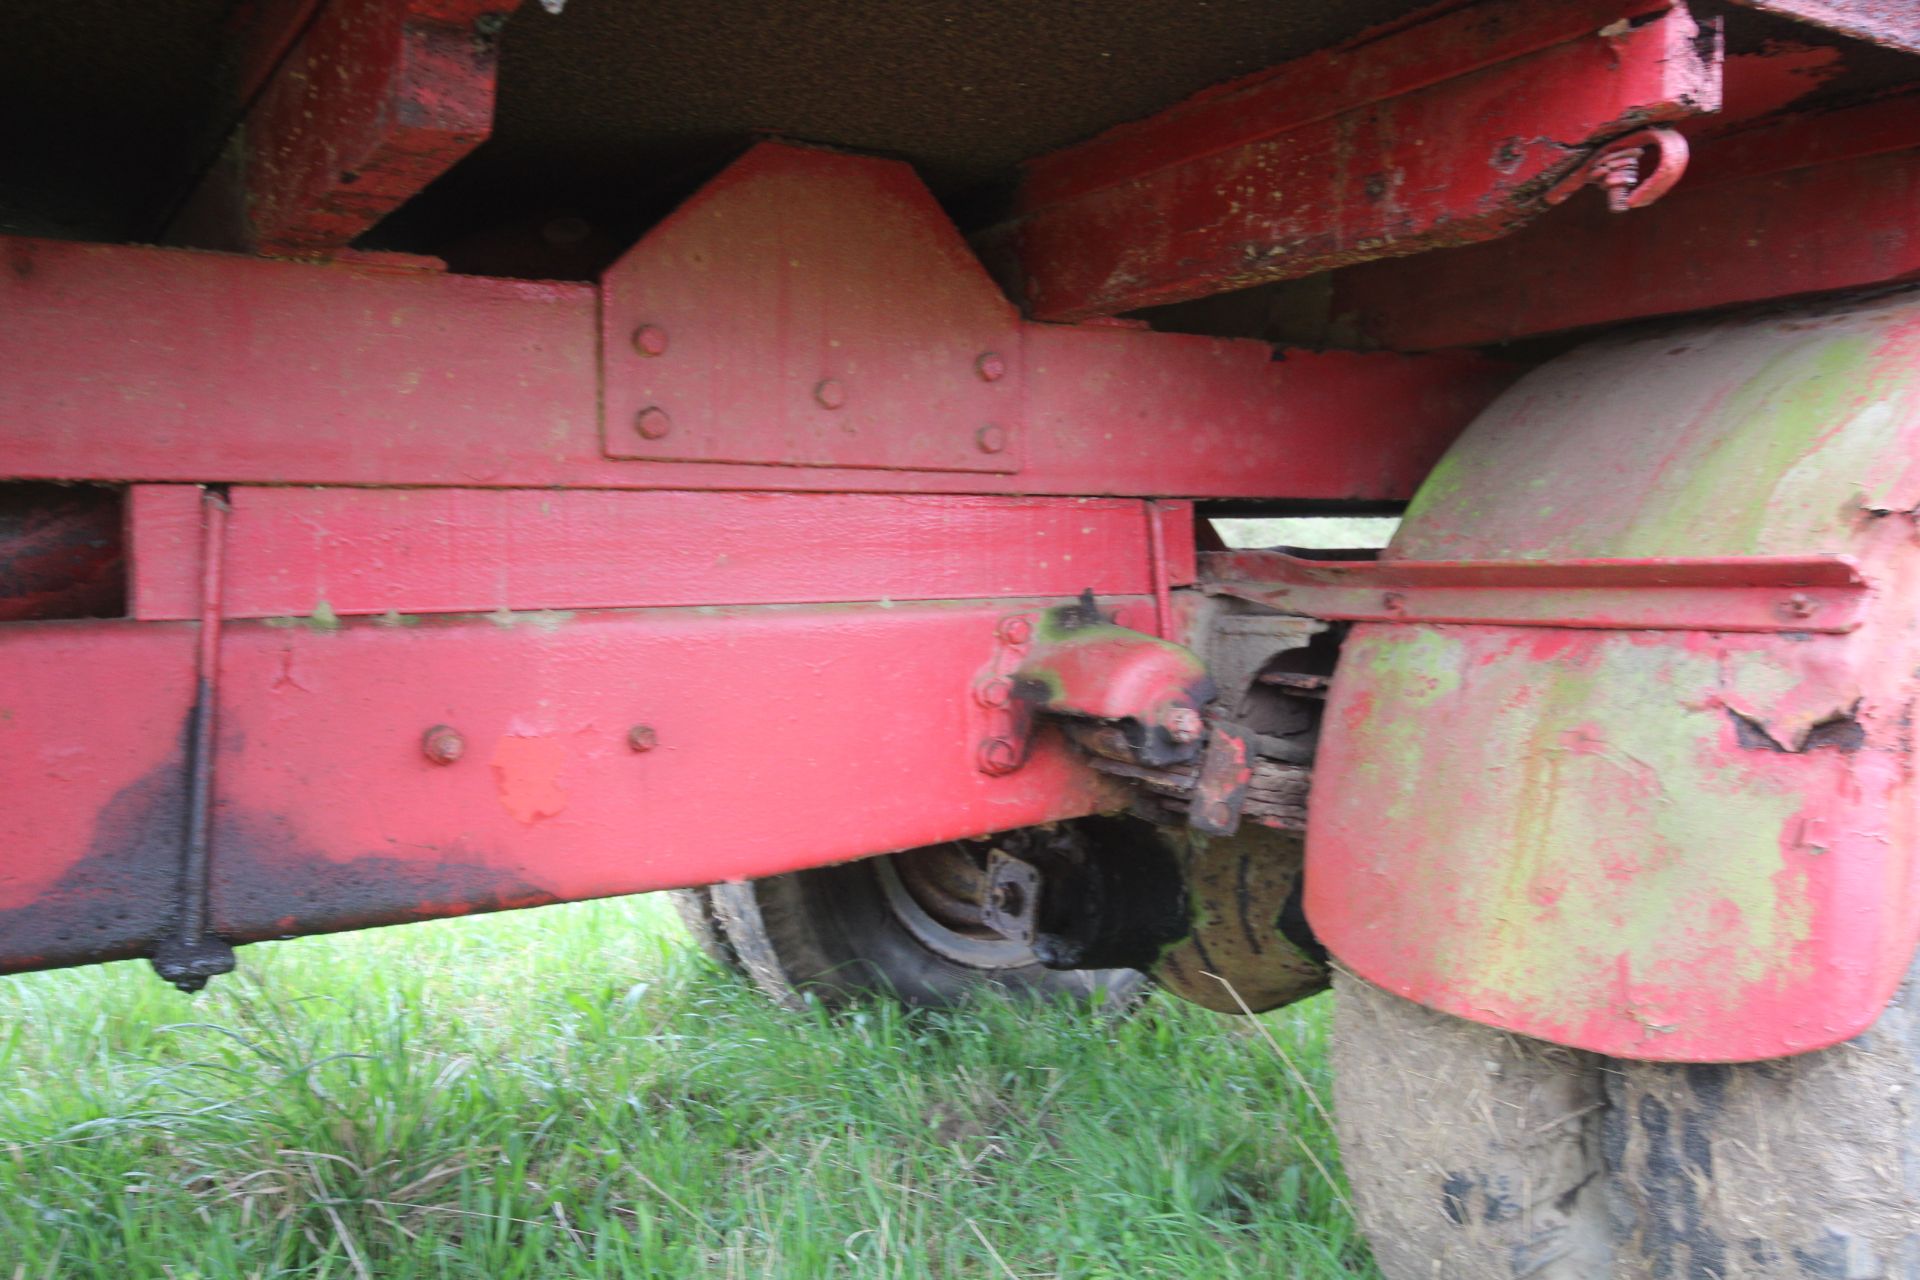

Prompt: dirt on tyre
xmin=670 ymin=828 xmax=1146 ymax=1010
xmin=1330 ymin=961 xmax=1920 ymax=1279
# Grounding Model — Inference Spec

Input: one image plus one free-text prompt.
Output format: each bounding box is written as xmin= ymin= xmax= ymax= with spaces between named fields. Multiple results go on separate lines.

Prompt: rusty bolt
xmin=1381 ymin=590 xmax=1407 ymax=613
xmin=627 ymin=724 xmax=658 ymax=752
xmin=975 ymin=677 xmax=1013 ymax=708
xmin=421 ymin=724 xmax=465 ymax=765
xmin=813 ymin=378 xmax=847 ymax=410
xmin=975 ymin=351 xmax=1007 ymax=382
xmin=975 ymin=423 xmax=1008 ymax=454
xmin=978 ymin=736 xmax=1022 ymax=775
xmin=1164 ymin=706 xmax=1204 ymax=744
xmin=631 ymin=324 xmax=669 ymax=357
xmin=1781 ymin=593 xmax=1819 ymax=621
xmin=998 ymin=615 xmax=1032 ymax=645
xmin=634 ymin=406 xmax=673 ymax=440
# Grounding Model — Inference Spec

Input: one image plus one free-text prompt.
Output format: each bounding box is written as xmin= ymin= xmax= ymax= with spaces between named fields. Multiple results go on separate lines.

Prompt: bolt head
xmin=975 ymin=351 xmax=1007 ymax=382
xmin=998 ymin=615 xmax=1032 ymax=645
xmin=627 ymin=724 xmax=658 ymax=752
xmin=975 ymin=423 xmax=1008 ymax=454
xmin=631 ymin=324 xmax=669 ymax=357
xmin=813 ymin=378 xmax=847 ymax=410
xmin=1381 ymin=590 xmax=1407 ymax=613
xmin=975 ymin=677 xmax=1013 ymax=708
xmin=634 ymin=406 xmax=673 ymax=440
xmin=978 ymin=737 xmax=1022 ymax=775
xmin=422 ymin=724 xmax=464 ymax=765
xmin=1781 ymin=593 xmax=1818 ymax=620
xmin=1164 ymin=707 xmax=1204 ymax=744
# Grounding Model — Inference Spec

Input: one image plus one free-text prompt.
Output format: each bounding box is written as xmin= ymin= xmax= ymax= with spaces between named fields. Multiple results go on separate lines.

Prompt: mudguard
xmin=1307 ymin=290 xmax=1920 ymax=1062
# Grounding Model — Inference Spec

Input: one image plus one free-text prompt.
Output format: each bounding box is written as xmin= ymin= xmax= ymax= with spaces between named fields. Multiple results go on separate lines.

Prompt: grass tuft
xmin=0 ymin=895 xmax=1374 ymax=1278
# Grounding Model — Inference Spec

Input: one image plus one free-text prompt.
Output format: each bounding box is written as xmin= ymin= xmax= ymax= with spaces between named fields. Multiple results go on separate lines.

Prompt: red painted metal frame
xmin=0 ymin=598 xmax=1162 ymax=976
xmin=992 ymin=0 xmax=1722 ymax=322
xmin=0 ymin=233 xmax=1512 ymax=501
xmin=1201 ymin=550 xmax=1868 ymax=633
xmin=170 ymin=0 xmax=521 ymax=255
xmin=126 ymin=487 xmax=1197 ymax=621
xmin=1330 ymin=90 xmax=1920 ymax=349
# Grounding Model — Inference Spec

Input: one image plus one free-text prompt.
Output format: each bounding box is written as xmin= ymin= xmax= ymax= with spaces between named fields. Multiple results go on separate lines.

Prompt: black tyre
xmin=672 ymin=834 xmax=1147 ymax=1010
xmin=1330 ymin=959 xmax=1920 ymax=1279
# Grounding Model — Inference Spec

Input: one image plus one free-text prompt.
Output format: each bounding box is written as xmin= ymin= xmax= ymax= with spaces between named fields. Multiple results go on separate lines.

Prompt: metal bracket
xmin=1547 ymin=126 xmax=1690 ymax=212
xmin=1201 ymin=551 xmax=1868 ymax=634
xmin=600 ymin=144 xmax=1022 ymax=475
xmin=1187 ymin=719 xmax=1255 ymax=837
xmin=973 ymin=593 xmax=1216 ymax=776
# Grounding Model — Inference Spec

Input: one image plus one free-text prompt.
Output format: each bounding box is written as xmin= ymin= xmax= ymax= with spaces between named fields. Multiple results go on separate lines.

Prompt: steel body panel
xmin=0 ymin=598 xmax=1155 ymax=975
xmin=0 ymin=235 xmax=1510 ymax=501
xmin=126 ymin=487 xmax=1196 ymax=620
xmin=1308 ymin=292 xmax=1920 ymax=1061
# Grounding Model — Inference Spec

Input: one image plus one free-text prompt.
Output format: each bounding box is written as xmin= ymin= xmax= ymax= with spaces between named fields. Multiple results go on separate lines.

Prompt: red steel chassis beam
xmin=0 ymin=147 xmax=1511 ymax=501
xmin=0 ymin=140 xmax=1510 ymax=980
xmin=0 ymin=592 xmax=1162 ymax=976
xmin=1329 ymin=89 xmax=1920 ymax=349
xmin=991 ymin=0 xmax=1722 ymax=321
xmin=168 ymin=0 xmax=522 ymax=255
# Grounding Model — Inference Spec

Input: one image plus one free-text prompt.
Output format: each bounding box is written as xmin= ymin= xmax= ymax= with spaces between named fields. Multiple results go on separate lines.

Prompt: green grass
xmin=0 ymin=896 xmax=1374 ymax=1279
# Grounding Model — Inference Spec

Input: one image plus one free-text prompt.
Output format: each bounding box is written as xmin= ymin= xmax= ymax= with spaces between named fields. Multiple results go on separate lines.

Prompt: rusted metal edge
xmin=1200 ymin=550 xmax=1867 ymax=633
xmin=1724 ymin=0 xmax=1920 ymax=56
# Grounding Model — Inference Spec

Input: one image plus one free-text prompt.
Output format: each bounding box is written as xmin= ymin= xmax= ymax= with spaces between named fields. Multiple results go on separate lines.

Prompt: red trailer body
xmin=6 ymin=1 xmax=1920 ymax=1270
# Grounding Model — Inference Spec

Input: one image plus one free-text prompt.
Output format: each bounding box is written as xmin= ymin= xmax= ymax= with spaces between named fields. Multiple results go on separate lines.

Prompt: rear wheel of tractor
xmin=685 ymin=834 xmax=1146 ymax=1010
xmin=1330 ymin=964 xmax=1920 ymax=1279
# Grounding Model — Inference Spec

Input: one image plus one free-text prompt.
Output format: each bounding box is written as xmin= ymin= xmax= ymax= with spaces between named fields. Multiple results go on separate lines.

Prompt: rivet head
xmin=975 ymin=423 xmax=1008 ymax=454
xmin=813 ymin=378 xmax=847 ymax=410
xmin=627 ymin=724 xmax=658 ymax=752
xmin=998 ymin=616 xmax=1032 ymax=645
xmin=1781 ymin=592 xmax=1818 ymax=620
xmin=634 ymin=406 xmax=673 ymax=440
xmin=631 ymin=324 xmax=669 ymax=357
xmin=978 ymin=737 xmax=1022 ymax=776
xmin=975 ymin=351 xmax=1007 ymax=382
xmin=1381 ymin=591 xmax=1407 ymax=613
xmin=422 ymin=725 xmax=464 ymax=765
xmin=975 ymin=677 xmax=1013 ymax=708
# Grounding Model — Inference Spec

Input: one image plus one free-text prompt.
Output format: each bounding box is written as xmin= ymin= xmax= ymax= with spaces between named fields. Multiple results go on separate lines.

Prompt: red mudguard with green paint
xmin=1307 ymin=291 xmax=1920 ymax=1062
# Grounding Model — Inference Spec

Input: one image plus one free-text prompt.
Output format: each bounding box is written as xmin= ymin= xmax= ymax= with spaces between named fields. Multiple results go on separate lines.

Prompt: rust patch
xmin=0 ymin=735 xmax=557 ymax=977
xmin=1726 ymin=704 xmax=1866 ymax=754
